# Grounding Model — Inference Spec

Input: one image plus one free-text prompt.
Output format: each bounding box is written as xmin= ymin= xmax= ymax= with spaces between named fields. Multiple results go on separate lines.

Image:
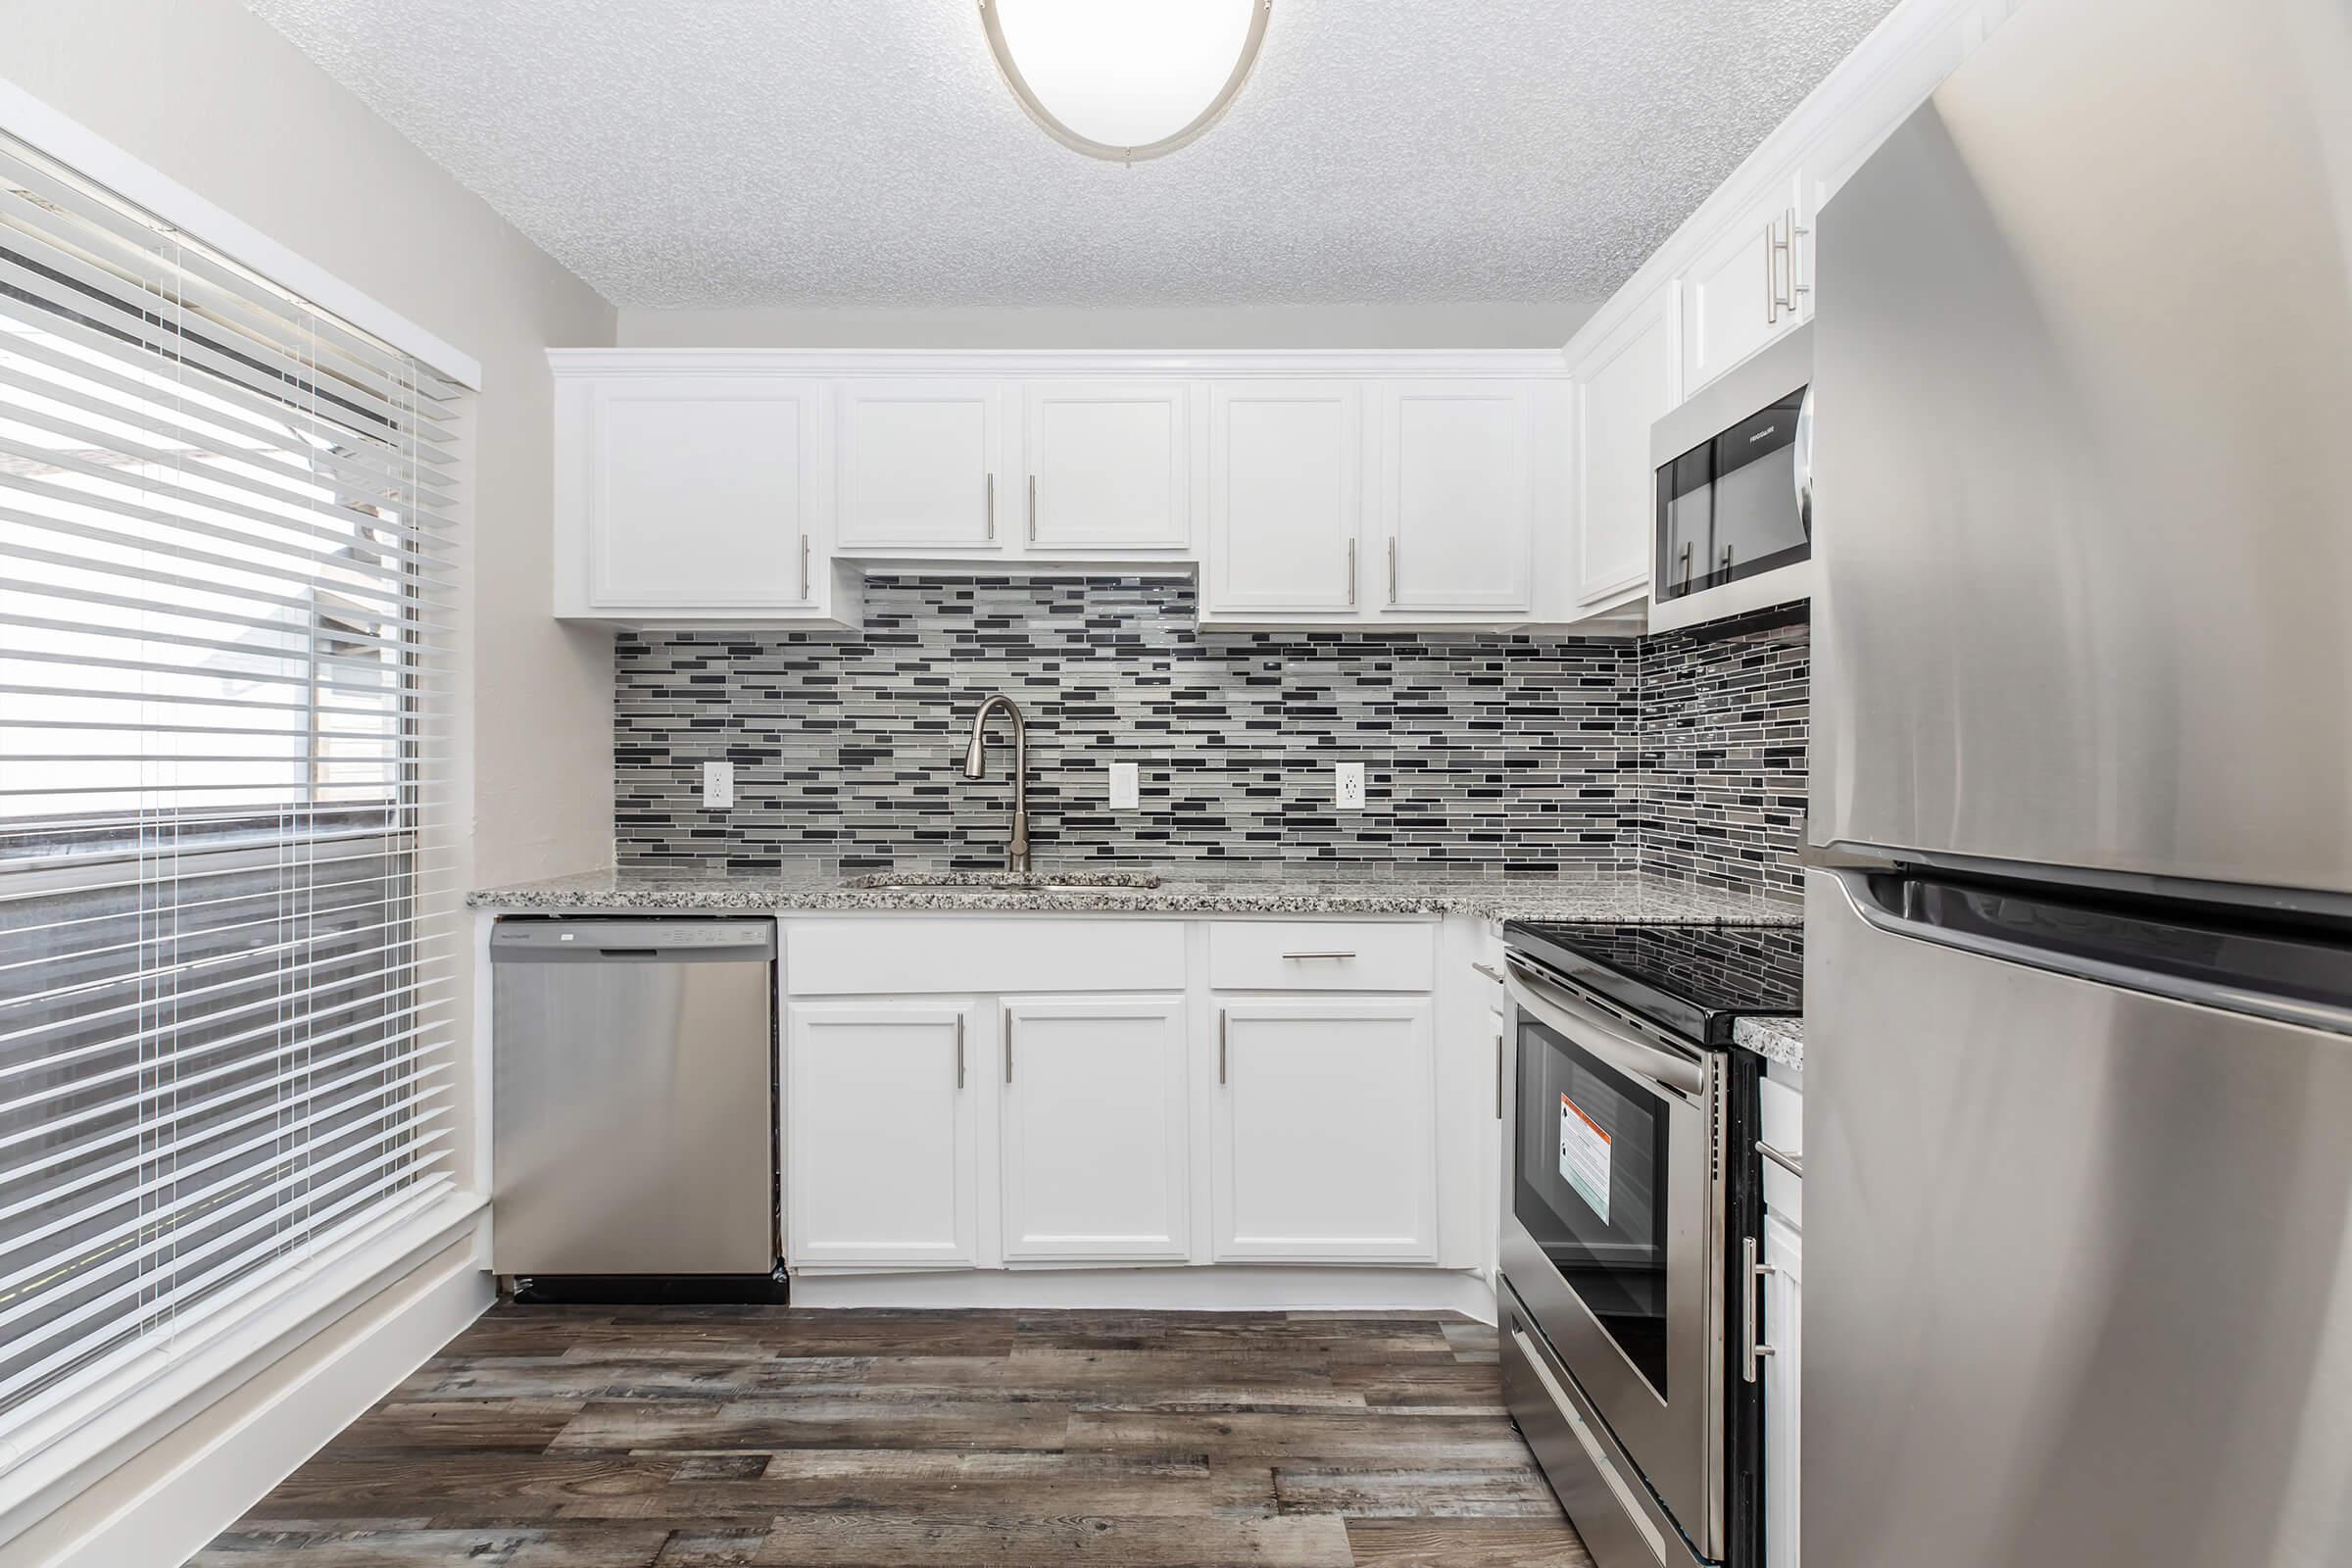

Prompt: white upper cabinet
xmin=1021 ymin=381 xmax=1194 ymax=553
xmin=1211 ymin=996 xmax=1438 ymax=1263
xmin=1203 ymin=380 xmax=1364 ymax=617
xmin=562 ymin=374 xmax=822 ymax=617
xmin=1680 ymin=167 xmax=1812 ymax=397
xmin=998 ymin=995 xmax=1191 ymax=1263
xmin=1572 ymin=289 xmax=1678 ymax=607
xmin=1374 ymin=380 xmax=1536 ymax=615
xmin=836 ymin=379 xmax=1004 ymax=552
xmin=552 ymin=352 xmax=1614 ymax=630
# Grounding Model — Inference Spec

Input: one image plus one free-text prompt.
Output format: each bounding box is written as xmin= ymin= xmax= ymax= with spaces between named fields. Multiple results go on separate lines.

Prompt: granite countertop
xmin=1734 ymin=1015 xmax=1805 ymax=1070
xmin=467 ymin=860 xmax=1803 ymax=927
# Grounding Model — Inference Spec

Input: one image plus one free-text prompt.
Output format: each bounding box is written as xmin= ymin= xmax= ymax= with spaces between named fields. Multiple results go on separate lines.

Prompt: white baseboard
xmin=0 ymin=1200 xmax=492 ymax=1568
xmin=788 ymin=1264 xmax=1497 ymax=1321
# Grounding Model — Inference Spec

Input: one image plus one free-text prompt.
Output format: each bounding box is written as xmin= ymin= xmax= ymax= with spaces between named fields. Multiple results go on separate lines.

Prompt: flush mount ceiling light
xmin=980 ymin=0 xmax=1273 ymax=163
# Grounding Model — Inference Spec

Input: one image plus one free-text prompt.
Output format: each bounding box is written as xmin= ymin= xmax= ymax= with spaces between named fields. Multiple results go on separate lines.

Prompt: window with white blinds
xmin=0 ymin=130 xmax=462 ymax=1427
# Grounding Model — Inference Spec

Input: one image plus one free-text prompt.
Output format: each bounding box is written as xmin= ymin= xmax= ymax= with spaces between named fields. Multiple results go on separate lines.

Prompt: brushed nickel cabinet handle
xmin=1757 ymin=1140 xmax=1804 ymax=1178
xmin=1280 ymin=951 xmax=1356 ymax=961
xmin=1346 ymin=538 xmax=1356 ymax=606
xmin=986 ymin=473 xmax=996 ymax=540
xmin=1387 ymin=537 xmax=1398 ymax=604
xmin=1218 ymin=1009 xmax=1228 ymax=1085
xmin=1004 ymin=1007 xmax=1013 ymax=1083
xmin=1764 ymin=218 xmax=1780 ymax=326
xmin=1744 ymin=1236 xmax=1777 ymax=1382
xmin=955 ymin=1013 xmax=965 ymax=1089
xmin=1472 ymin=961 xmax=1504 ymax=984
xmin=800 ymin=535 xmax=810 ymax=600
xmin=1494 ymin=1029 xmax=1505 ymax=1119
xmin=1027 ymin=474 xmax=1037 ymax=541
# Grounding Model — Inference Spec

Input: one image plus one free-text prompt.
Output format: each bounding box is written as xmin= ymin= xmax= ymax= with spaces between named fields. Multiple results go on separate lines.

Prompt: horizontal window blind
xmin=0 ymin=130 xmax=463 ymax=1427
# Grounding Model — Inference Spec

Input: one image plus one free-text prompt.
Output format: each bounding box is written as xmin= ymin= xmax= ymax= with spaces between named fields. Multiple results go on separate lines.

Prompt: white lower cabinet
xmin=786 ymin=1000 xmax=980 ymax=1268
xmin=1211 ymin=997 xmax=1438 ymax=1262
xmin=1762 ymin=1206 xmax=1802 ymax=1568
xmin=780 ymin=920 xmax=1453 ymax=1277
xmin=999 ymin=995 xmax=1190 ymax=1263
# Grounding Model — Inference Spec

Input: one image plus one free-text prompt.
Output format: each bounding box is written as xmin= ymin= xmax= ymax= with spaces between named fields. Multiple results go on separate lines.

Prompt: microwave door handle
xmin=1504 ymin=955 xmax=1707 ymax=1098
xmin=1793 ymin=384 xmax=1815 ymax=539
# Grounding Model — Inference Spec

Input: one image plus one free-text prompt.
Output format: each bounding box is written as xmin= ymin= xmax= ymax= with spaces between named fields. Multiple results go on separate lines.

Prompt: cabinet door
xmin=1374 ymin=381 xmax=1535 ymax=615
xmin=1204 ymin=381 xmax=1363 ymax=615
xmin=1574 ymin=292 xmax=1677 ymax=606
xmin=1763 ymin=1208 xmax=1803 ymax=1568
xmin=999 ymin=996 xmax=1189 ymax=1262
xmin=1022 ymin=381 xmax=1192 ymax=552
xmin=786 ymin=1000 xmax=979 ymax=1267
xmin=585 ymin=376 xmax=817 ymax=612
xmin=1212 ymin=997 xmax=1438 ymax=1262
xmin=1680 ymin=169 xmax=1809 ymax=396
xmin=836 ymin=379 xmax=1002 ymax=550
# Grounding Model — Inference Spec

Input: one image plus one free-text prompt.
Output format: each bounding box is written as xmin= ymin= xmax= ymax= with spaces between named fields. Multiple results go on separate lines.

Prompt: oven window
xmin=1515 ymin=1013 xmax=1674 ymax=1398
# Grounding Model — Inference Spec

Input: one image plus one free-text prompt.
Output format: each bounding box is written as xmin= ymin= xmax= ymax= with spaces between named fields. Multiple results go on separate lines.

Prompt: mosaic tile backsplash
xmin=612 ymin=576 xmax=1808 ymax=903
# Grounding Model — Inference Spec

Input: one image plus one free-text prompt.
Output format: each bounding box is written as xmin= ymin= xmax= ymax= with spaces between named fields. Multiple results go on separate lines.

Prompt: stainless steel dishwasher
xmin=490 ymin=917 xmax=776 ymax=1279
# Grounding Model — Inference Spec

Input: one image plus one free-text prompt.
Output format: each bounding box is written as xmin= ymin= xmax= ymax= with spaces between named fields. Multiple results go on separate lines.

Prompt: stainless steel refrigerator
xmin=1806 ymin=0 xmax=2352 ymax=1563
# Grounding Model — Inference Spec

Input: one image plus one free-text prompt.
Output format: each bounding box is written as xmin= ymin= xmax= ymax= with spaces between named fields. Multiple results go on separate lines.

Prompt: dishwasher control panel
xmin=490 ymin=918 xmax=775 ymax=954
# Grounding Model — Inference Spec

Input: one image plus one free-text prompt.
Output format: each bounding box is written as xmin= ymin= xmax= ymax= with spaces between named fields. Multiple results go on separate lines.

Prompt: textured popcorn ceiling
xmin=241 ymin=0 xmax=1900 ymax=310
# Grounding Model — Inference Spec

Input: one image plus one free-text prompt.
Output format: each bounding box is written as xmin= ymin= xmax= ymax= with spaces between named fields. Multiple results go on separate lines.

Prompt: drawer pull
xmin=1281 ymin=951 xmax=1357 ymax=961
xmin=1472 ymin=960 xmax=1504 ymax=984
xmin=1756 ymin=1140 xmax=1804 ymax=1178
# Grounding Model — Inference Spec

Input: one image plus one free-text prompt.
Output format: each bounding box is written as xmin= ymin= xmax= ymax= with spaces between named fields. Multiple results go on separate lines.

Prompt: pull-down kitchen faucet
xmin=961 ymin=693 xmax=1030 ymax=873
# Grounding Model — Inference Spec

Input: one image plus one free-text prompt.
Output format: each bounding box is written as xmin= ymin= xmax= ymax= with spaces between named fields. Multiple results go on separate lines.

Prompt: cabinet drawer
xmin=1758 ymin=1069 xmax=1803 ymax=1225
xmin=786 ymin=919 xmax=1184 ymax=996
xmin=1207 ymin=922 xmax=1435 ymax=992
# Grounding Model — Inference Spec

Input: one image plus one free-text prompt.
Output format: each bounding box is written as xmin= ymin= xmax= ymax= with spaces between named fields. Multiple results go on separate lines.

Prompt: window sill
xmin=0 ymin=1187 xmax=486 ymax=1548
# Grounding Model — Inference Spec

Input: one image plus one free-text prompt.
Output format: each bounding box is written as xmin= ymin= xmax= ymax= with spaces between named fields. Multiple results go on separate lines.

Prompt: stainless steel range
xmin=1498 ymin=920 xmax=1800 ymax=1568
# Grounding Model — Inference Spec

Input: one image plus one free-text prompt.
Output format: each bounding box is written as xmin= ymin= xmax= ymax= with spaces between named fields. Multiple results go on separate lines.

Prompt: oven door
xmin=1502 ymin=953 xmax=1725 ymax=1556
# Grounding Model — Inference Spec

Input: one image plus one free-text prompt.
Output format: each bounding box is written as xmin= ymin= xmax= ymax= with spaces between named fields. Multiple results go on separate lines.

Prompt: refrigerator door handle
xmin=1828 ymin=868 xmax=2352 ymax=1037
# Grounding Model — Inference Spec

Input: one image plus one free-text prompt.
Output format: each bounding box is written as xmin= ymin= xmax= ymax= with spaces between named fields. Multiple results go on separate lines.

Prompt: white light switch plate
xmin=702 ymin=759 xmax=734 ymax=809
xmin=1335 ymin=761 xmax=1366 ymax=810
xmin=1109 ymin=760 xmax=1141 ymax=810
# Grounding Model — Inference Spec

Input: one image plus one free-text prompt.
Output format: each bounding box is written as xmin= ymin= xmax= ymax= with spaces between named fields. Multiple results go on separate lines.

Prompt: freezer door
xmin=1806 ymin=869 xmax=2352 ymax=1568
xmin=1809 ymin=0 xmax=2352 ymax=897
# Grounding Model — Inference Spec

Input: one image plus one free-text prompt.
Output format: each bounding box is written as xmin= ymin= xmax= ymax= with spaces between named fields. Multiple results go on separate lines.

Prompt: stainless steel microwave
xmin=1648 ymin=323 xmax=1813 ymax=633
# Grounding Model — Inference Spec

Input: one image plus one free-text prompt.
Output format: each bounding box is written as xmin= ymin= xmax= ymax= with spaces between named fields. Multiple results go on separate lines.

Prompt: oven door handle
xmin=1505 ymin=954 xmax=1708 ymax=1098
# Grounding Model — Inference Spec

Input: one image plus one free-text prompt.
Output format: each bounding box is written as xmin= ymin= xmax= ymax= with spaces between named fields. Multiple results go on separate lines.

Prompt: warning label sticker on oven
xmin=1560 ymin=1093 xmax=1612 ymax=1224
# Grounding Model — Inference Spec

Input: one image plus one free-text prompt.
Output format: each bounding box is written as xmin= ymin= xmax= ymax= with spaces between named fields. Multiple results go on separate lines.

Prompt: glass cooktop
xmin=1504 ymin=920 xmax=1803 ymax=1047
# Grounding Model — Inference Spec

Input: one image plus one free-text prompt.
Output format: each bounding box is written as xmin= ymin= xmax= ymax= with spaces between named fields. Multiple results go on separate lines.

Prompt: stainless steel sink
xmin=839 ymin=870 xmax=1162 ymax=893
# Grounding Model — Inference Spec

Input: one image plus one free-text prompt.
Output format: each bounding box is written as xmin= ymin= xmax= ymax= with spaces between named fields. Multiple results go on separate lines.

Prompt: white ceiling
xmin=242 ymin=0 xmax=1901 ymax=312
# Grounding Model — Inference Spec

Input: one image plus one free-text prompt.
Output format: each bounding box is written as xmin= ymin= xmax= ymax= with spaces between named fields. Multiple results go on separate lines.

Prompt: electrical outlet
xmin=702 ymin=759 xmax=734 ymax=810
xmin=1109 ymin=760 xmax=1141 ymax=810
xmin=1335 ymin=761 xmax=1366 ymax=810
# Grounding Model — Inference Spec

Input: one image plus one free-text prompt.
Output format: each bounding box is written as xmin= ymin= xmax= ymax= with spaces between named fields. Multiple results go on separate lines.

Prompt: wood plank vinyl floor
xmin=195 ymin=1304 xmax=1593 ymax=1567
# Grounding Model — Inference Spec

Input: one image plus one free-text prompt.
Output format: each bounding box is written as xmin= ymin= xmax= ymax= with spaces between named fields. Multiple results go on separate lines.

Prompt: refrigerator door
xmin=1807 ymin=868 xmax=2352 ymax=1568
xmin=1809 ymin=0 xmax=2352 ymax=898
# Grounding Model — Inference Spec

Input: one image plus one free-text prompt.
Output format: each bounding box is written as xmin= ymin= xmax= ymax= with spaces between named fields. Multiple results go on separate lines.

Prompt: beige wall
xmin=0 ymin=0 xmax=619 ymax=893
xmin=618 ymin=300 xmax=1599 ymax=350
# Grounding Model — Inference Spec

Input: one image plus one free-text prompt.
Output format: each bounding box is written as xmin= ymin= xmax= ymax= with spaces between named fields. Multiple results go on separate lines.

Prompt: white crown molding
xmin=0 ymin=73 xmax=485 ymax=389
xmin=547 ymin=347 xmax=1571 ymax=378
